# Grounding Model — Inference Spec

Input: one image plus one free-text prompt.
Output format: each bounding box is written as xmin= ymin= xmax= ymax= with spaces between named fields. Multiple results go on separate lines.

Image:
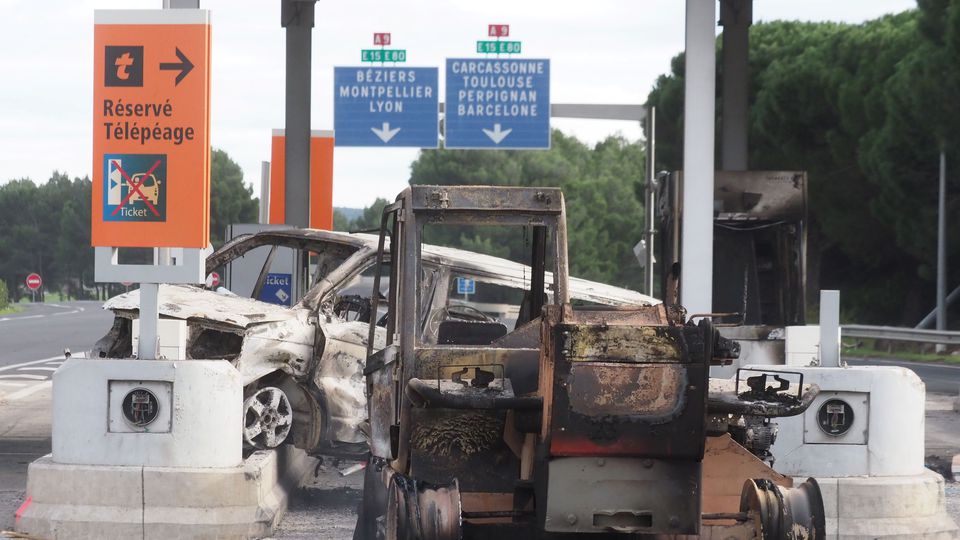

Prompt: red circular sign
xmin=209 ymin=271 xmax=220 ymax=288
xmin=25 ymin=273 xmax=42 ymax=291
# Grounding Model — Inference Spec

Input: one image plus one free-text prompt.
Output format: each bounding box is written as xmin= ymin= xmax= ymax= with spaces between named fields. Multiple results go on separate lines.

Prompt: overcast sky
xmin=0 ymin=0 xmax=916 ymax=208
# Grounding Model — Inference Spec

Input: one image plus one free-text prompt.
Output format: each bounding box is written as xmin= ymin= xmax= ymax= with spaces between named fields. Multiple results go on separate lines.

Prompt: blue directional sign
xmin=455 ymin=277 xmax=476 ymax=295
xmin=334 ymin=67 xmax=438 ymax=147
xmin=445 ymin=58 xmax=550 ymax=149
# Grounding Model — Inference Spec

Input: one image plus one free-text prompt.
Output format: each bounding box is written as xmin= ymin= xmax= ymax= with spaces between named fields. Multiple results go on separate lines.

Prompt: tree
xmin=645 ymin=9 xmax=960 ymax=324
xmin=55 ymin=180 xmax=94 ymax=299
xmin=0 ymin=147 xmax=257 ymax=300
xmin=210 ymin=149 xmax=259 ymax=247
xmin=333 ymin=209 xmax=351 ymax=232
xmin=350 ymin=198 xmax=390 ymax=232
xmin=407 ymin=130 xmax=648 ymax=290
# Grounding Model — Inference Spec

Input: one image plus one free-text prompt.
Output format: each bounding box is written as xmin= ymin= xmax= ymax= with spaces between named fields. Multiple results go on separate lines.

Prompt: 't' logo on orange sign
xmin=104 ymin=46 xmax=143 ymax=87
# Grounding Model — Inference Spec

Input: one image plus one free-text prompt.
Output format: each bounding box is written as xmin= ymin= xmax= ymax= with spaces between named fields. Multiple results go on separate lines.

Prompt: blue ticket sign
xmin=334 ymin=67 xmax=439 ymax=147
xmin=258 ymin=273 xmax=292 ymax=306
xmin=444 ymin=58 xmax=550 ymax=149
xmin=455 ymin=277 xmax=476 ymax=295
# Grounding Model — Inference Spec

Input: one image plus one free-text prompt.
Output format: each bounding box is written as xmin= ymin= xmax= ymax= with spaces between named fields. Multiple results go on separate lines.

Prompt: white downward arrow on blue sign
xmin=482 ymin=123 xmax=512 ymax=144
xmin=371 ymin=122 xmax=401 ymax=143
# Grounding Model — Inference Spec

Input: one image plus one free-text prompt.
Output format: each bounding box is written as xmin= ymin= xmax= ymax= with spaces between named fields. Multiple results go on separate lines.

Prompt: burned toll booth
xmin=659 ymin=170 xmax=807 ymax=326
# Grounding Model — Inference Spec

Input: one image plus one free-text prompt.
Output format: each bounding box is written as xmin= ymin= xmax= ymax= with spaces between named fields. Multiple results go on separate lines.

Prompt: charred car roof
xmin=205 ymin=228 xmax=659 ymax=308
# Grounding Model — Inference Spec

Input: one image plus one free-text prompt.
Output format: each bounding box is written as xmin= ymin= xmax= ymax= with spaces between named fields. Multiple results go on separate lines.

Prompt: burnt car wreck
xmin=92 ymin=228 xmax=658 ymax=458
xmin=356 ymin=185 xmax=826 ymax=539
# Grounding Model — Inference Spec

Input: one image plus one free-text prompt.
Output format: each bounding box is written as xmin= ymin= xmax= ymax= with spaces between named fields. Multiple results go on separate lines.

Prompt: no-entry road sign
xmin=334 ymin=67 xmax=439 ymax=147
xmin=444 ymin=58 xmax=550 ymax=149
xmin=92 ymin=10 xmax=211 ymax=248
xmin=25 ymin=273 xmax=42 ymax=291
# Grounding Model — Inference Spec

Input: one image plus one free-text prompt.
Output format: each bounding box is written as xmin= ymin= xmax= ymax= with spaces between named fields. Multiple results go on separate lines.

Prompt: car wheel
xmin=242 ymin=386 xmax=293 ymax=449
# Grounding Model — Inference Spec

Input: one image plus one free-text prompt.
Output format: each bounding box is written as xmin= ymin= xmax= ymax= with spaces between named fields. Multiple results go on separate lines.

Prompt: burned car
xmin=92 ymin=229 xmax=658 ymax=458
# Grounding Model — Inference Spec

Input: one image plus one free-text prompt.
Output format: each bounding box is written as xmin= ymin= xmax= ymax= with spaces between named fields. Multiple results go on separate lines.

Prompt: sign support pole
xmin=281 ymin=0 xmax=315 ymax=229
xmin=138 ymin=283 xmax=160 ymax=359
xmin=680 ymin=0 xmax=717 ymax=316
xmin=937 ymin=149 xmax=948 ymax=353
xmin=133 ymin=0 xmax=201 ymax=360
xmin=92 ymin=6 xmax=209 ymax=360
xmin=644 ymin=106 xmax=657 ymax=297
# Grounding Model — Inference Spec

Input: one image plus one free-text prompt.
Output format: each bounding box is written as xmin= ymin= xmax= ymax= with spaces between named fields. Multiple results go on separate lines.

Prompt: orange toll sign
xmin=91 ymin=10 xmax=211 ymax=248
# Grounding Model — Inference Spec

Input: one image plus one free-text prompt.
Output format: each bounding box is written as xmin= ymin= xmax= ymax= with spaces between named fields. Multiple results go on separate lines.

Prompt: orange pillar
xmin=268 ymin=129 xmax=334 ymax=229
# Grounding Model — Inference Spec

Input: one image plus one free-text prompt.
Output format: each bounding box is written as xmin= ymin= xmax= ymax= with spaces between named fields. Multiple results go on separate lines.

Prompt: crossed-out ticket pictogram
xmin=102 ymin=154 xmax=167 ymax=222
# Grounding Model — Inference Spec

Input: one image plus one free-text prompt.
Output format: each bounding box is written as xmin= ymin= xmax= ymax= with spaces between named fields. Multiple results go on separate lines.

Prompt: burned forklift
xmin=356 ymin=185 xmax=825 ymax=539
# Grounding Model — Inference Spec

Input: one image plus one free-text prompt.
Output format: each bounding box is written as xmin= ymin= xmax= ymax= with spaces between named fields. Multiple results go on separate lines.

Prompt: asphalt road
xmin=0 ymin=301 xmax=113 ymax=368
xmin=0 ymin=310 xmax=957 ymax=536
xmin=846 ymin=356 xmax=960 ymax=394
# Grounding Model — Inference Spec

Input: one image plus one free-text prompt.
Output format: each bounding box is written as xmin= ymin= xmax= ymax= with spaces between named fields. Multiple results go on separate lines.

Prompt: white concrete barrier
xmin=52 ymin=359 xmax=242 ymax=468
xmin=766 ymin=365 xmax=924 ymax=477
xmin=19 ymin=358 xmax=318 ymax=538
xmin=813 ymin=472 xmax=958 ymax=540
xmin=18 ymin=450 xmax=297 ymax=539
xmin=755 ymin=365 xmax=959 ymax=539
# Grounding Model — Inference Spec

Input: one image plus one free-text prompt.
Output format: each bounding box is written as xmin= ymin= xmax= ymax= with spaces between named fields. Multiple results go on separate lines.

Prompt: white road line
xmin=18 ymin=367 xmax=57 ymax=372
xmin=0 ymin=356 xmax=65 ymax=372
xmin=0 ymin=303 xmax=86 ymax=322
xmin=0 ymin=374 xmax=47 ymax=380
xmin=44 ymin=361 xmax=65 ymax=366
xmin=0 ymin=382 xmax=27 ymax=387
xmin=0 ymin=314 xmax=45 ymax=322
xmin=3 ymin=380 xmax=51 ymax=400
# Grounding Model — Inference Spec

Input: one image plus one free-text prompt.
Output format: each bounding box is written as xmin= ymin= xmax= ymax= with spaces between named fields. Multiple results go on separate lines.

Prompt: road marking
xmin=0 ymin=356 xmax=66 ymax=373
xmin=0 ymin=374 xmax=47 ymax=380
xmin=0 ymin=382 xmax=27 ymax=387
xmin=3 ymin=381 xmax=51 ymax=401
xmin=0 ymin=303 xmax=87 ymax=322
xmin=0 ymin=314 xmax=44 ymax=322
xmin=18 ymin=367 xmax=57 ymax=372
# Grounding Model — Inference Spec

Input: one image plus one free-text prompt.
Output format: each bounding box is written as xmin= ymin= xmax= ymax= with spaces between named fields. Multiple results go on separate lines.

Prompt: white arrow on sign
xmin=371 ymin=122 xmax=401 ymax=143
xmin=482 ymin=123 xmax=513 ymax=144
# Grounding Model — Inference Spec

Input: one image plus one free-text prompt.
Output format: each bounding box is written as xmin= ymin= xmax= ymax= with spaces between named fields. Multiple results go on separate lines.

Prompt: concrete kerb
xmin=17 ymin=445 xmax=318 ymax=540
xmin=808 ymin=470 xmax=960 ymax=540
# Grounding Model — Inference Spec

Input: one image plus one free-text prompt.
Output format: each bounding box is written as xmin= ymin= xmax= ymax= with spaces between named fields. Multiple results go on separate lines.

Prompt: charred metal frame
xmin=658 ymin=171 xmax=808 ymax=326
xmin=357 ymin=185 xmax=827 ymax=539
xmin=366 ymin=186 xmax=570 ymax=476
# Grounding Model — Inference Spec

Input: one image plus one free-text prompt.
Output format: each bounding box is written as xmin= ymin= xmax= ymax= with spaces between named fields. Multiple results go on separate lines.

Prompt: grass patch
xmin=843 ymin=344 xmax=960 ymax=365
xmin=0 ymin=305 xmax=22 ymax=316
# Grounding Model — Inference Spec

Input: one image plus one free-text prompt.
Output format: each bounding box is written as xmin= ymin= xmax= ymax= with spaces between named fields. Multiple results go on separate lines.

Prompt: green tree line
xmin=0 ymin=149 xmax=257 ymax=302
xmin=647 ymin=3 xmax=960 ymax=325
xmin=334 ymin=131 xmax=649 ymax=291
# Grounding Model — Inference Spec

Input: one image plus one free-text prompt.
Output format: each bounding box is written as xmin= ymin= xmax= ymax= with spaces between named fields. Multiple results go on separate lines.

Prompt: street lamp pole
xmin=937 ymin=148 xmax=947 ymax=353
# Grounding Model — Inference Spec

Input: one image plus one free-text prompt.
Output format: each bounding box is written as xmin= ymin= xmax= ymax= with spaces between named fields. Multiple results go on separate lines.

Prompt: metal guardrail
xmin=842 ymin=325 xmax=960 ymax=345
